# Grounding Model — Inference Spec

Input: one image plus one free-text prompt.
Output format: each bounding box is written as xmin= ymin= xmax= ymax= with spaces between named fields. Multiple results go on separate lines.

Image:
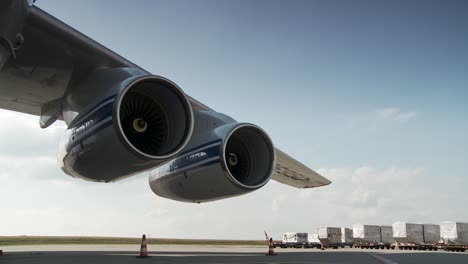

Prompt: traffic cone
xmin=136 ymin=234 xmax=150 ymax=258
xmin=266 ymin=238 xmax=276 ymax=256
xmin=321 ymin=243 xmax=325 ymax=250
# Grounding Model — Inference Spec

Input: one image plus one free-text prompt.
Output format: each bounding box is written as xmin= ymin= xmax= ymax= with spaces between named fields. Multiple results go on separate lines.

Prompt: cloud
xmin=0 ymin=154 xmax=61 ymax=180
xmin=276 ymin=166 xmax=428 ymax=231
xmin=342 ymin=107 xmax=418 ymax=131
xmin=376 ymin=108 xmax=417 ymax=122
xmin=271 ymin=192 xmax=290 ymax=213
xmin=0 ymin=110 xmax=66 ymax=157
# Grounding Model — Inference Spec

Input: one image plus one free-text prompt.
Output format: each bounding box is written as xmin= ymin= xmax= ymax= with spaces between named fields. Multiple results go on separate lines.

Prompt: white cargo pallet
xmin=393 ymin=222 xmax=424 ymax=245
xmin=318 ymin=227 xmax=342 ymax=247
xmin=440 ymin=222 xmax=468 ymax=245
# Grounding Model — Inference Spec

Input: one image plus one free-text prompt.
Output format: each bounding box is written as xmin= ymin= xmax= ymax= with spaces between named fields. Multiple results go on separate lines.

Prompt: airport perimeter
xmin=2 ymin=245 xmax=468 ymax=264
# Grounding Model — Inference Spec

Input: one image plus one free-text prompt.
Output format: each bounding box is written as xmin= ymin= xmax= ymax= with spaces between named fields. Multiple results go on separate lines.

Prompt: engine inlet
xmin=224 ymin=124 xmax=275 ymax=189
xmin=116 ymin=76 xmax=193 ymax=159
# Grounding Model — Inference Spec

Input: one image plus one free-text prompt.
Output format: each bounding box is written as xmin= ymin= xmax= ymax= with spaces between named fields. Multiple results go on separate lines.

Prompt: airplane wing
xmin=273 ymin=149 xmax=330 ymax=188
xmin=0 ymin=5 xmax=209 ymax=120
xmin=0 ymin=4 xmax=331 ymax=188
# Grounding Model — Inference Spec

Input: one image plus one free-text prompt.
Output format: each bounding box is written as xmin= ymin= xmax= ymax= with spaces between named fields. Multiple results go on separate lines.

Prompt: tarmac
xmin=1 ymin=245 xmax=468 ymax=264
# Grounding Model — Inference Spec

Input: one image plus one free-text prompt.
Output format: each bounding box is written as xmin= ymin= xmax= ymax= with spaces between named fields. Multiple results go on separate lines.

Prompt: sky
xmin=1 ymin=0 xmax=468 ymax=240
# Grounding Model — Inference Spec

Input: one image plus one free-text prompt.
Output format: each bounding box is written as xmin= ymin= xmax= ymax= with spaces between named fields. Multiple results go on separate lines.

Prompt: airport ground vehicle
xmin=353 ymin=224 xmax=395 ymax=249
xmin=436 ymin=243 xmax=467 ymax=252
xmin=396 ymin=243 xmax=438 ymax=250
xmin=303 ymin=233 xmax=321 ymax=249
xmin=340 ymin=228 xmax=353 ymax=248
xmin=318 ymin=227 xmax=342 ymax=249
xmin=393 ymin=222 xmax=442 ymax=251
xmin=353 ymin=224 xmax=380 ymax=249
xmin=436 ymin=222 xmax=468 ymax=252
xmin=278 ymin=221 xmax=468 ymax=251
xmin=275 ymin=233 xmax=308 ymax=248
xmin=393 ymin=222 xmax=425 ymax=250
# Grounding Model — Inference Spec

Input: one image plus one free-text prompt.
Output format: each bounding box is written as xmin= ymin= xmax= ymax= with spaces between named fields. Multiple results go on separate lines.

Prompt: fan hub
xmin=228 ymin=153 xmax=238 ymax=166
xmin=133 ymin=118 xmax=147 ymax=133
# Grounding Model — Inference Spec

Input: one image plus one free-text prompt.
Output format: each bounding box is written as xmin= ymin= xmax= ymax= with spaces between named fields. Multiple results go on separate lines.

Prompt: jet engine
xmin=59 ymin=68 xmax=193 ymax=181
xmin=149 ymin=112 xmax=276 ymax=203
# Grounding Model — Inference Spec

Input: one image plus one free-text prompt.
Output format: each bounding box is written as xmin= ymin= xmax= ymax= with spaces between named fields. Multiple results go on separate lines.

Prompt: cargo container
xmin=353 ymin=224 xmax=382 ymax=249
xmin=393 ymin=222 xmax=424 ymax=246
xmin=353 ymin=224 xmax=395 ymax=249
xmin=422 ymin=224 xmax=440 ymax=244
xmin=318 ymin=227 xmax=342 ymax=248
xmin=304 ymin=233 xmax=321 ymax=249
xmin=437 ymin=222 xmax=468 ymax=252
xmin=393 ymin=222 xmax=440 ymax=250
xmin=380 ymin=225 xmax=395 ymax=249
xmin=341 ymin=228 xmax=353 ymax=247
xmin=439 ymin=222 xmax=468 ymax=245
xmin=278 ymin=232 xmax=308 ymax=248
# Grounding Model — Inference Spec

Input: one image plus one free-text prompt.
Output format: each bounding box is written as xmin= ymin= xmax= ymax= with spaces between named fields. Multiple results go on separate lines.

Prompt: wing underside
xmin=0 ymin=6 xmax=209 ymax=117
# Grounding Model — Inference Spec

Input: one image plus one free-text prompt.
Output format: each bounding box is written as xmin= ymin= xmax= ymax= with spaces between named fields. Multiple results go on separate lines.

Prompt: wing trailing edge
xmin=273 ymin=148 xmax=331 ymax=188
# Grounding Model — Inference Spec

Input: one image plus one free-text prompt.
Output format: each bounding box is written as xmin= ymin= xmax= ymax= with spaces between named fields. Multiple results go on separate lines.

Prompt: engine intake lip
xmin=221 ymin=123 xmax=276 ymax=190
xmin=114 ymin=75 xmax=194 ymax=160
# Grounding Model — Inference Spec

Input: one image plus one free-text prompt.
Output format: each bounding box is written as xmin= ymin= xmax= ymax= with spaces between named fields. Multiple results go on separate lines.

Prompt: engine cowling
xmin=114 ymin=75 xmax=193 ymax=160
xmin=149 ymin=119 xmax=276 ymax=203
xmin=59 ymin=68 xmax=193 ymax=181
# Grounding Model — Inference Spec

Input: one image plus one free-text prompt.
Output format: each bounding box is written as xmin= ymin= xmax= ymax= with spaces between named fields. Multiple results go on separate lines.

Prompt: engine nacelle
xmin=149 ymin=112 xmax=275 ymax=203
xmin=59 ymin=68 xmax=193 ymax=181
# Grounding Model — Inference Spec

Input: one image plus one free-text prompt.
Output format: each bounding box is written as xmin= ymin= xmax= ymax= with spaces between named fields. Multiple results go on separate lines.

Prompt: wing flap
xmin=273 ymin=148 xmax=331 ymax=188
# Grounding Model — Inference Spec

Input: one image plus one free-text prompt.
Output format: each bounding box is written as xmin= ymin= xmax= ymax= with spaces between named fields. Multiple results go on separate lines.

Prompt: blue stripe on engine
xmin=69 ymin=94 xmax=117 ymax=128
xmin=185 ymin=158 xmax=221 ymax=173
xmin=66 ymin=101 xmax=114 ymax=151
xmin=171 ymin=144 xmax=221 ymax=170
xmin=156 ymin=141 xmax=223 ymax=178
xmin=66 ymin=95 xmax=224 ymax=177
xmin=66 ymin=119 xmax=113 ymax=152
xmin=178 ymin=139 xmax=222 ymax=156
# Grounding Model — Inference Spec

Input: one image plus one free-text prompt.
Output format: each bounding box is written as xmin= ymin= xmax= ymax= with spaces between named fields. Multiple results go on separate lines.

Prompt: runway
xmin=2 ymin=245 xmax=468 ymax=264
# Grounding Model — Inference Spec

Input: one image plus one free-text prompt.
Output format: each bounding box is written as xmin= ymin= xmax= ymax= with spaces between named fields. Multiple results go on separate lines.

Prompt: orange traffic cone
xmin=136 ymin=234 xmax=150 ymax=258
xmin=266 ymin=238 xmax=276 ymax=256
xmin=321 ymin=243 xmax=325 ymax=250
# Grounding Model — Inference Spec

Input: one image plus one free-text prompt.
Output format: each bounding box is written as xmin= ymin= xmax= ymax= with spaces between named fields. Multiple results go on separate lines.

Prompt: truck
xmin=318 ymin=227 xmax=342 ymax=249
xmin=341 ymin=228 xmax=353 ymax=248
xmin=353 ymin=224 xmax=382 ymax=249
xmin=277 ymin=232 xmax=308 ymax=248
xmin=437 ymin=221 xmax=468 ymax=252
xmin=304 ymin=233 xmax=321 ymax=249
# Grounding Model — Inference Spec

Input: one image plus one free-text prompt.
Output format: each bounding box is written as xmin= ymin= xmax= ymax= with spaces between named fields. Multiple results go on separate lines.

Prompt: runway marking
xmin=366 ymin=252 xmax=398 ymax=264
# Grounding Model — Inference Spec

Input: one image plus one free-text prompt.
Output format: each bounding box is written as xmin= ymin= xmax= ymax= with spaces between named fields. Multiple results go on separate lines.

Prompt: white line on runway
xmin=366 ymin=252 xmax=398 ymax=264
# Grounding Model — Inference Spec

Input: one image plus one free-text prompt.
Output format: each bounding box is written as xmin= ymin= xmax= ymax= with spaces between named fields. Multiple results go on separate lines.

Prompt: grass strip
xmin=0 ymin=236 xmax=268 ymax=246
